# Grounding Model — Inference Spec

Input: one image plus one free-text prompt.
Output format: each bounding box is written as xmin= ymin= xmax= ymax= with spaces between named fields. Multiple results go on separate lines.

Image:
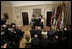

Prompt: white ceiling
xmin=10 ymin=1 xmax=55 ymax=6
xmin=1 ymin=1 xmax=69 ymax=6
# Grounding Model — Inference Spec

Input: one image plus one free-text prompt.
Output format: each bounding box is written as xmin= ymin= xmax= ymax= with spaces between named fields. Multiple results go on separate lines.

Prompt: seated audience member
xmin=63 ymin=28 xmax=71 ymax=40
xmin=52 ymin=34 xmax=59 ymax=41
xmin=52 ymin=35 xmax=60 ymax=48
xmin=56 ymin=30 xmax=63 ymax=40
xmin=63 ymin=28 xmax=68 ymax=37
xmin=3 ymin=43 xmax=7 ymax=48
xmin=41 ymin=29 xmax=47 ymax=38
xmin=25 ymin=34 xmax=31 ymax=48
xmin=36 ymin=27 xmax=42 ymax=38
xmin=30 ymin=28 xmax=36 ymax=38
xmin=31 ymin=34 xmax=40 ymax=48
xmin=40 ymin=34 xmax=48 ymax=48
xmin=47 ymin=28 xmax=54 ymax=40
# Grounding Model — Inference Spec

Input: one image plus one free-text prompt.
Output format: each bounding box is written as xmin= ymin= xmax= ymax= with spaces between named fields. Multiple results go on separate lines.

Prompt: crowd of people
xmin=1 ymin=18 xmax=71 ymax=48
xmin=1 ymin=19 xmax=24 ymax=48
xmin=25 ymin=27 xmax=71 ymax=48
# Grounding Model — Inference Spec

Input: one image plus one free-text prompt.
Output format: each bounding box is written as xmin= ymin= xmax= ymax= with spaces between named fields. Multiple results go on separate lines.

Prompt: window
xmin=33 ymin=9 xmax=41 ymax=17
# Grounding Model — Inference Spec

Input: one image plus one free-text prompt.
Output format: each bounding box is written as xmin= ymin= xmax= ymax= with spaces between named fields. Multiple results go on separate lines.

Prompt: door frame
xmin=21 ymin=10 xmax=29 ymax=26
xmin=45 ymin=10 xmax=53 ymax=26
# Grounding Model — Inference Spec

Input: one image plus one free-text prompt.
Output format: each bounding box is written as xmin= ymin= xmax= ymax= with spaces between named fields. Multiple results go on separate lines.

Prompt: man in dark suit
xmin=47 ymin=28 xmax=54 ymax=40
xmin=40 ymin=35 xmax=48 ymax=48
xmin=30 ymin=28 xmax=36 ymax=38
xmin=35 ymin=27 xmax=42 ymax=39
xmin=31 ymin=34 xmax=40 ymax=48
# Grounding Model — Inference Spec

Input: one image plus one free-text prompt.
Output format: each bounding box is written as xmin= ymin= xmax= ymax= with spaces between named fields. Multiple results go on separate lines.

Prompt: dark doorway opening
xmin=46 ymin=11 xmax=52 ymax=27
xmin=22 ymin=12 xmax=29 ymax=26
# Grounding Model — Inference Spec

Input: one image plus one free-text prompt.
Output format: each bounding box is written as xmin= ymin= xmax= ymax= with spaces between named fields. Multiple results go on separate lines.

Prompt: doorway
xmin=46 ymin=11 xmax=52 ymax=27
xmin=22 ymin=12 xmax=29 ymax=26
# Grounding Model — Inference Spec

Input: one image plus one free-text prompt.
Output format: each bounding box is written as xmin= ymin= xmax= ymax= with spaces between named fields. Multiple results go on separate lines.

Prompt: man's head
xmin=64 ymin=28 xmax=67 ymax=31
xmin=11 ymin=23 xmax=16 ymax=28
xmin=2 ymin=24 xmax=7 ymax=28
xmin=25 ymin=34 xmax=30 ymax=41
xmin=34 ymin=34 xmax=38 ymax=38
xmin=12 ymin=25 xmax=16 ymax=28
xmin=37 ymin=27 xmax=41 ymax=30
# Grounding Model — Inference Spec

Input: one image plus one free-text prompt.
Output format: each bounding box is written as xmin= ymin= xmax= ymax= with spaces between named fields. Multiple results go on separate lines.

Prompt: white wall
xmin=1 ymin=5 xmax=13 ymax=24
xmin=12 ymin=4 xmax=57 ymax=26
xmin=1 ymin=1 xmax=71 ymax=27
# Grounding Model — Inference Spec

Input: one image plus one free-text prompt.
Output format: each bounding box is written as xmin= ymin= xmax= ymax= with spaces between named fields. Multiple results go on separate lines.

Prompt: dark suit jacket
xmin=36 ymin=30 xmax=42 ymax=38
xmin=31 ymin=38 xmax=40 ymax=48
xmin=30 ymin=29 xmax=36 ymax=38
